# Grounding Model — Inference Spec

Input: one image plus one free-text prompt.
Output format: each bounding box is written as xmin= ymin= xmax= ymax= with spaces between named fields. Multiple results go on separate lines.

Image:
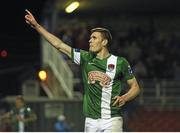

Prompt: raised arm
xmin=25 ymin=9 xmax=72 ymax=58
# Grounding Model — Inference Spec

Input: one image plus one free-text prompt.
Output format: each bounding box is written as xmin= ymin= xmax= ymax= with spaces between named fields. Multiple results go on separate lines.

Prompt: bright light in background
xmin=65 ymin=1 xmax=80 ymax=13
xmin=38 ymin=70 xmax=47 ymax=81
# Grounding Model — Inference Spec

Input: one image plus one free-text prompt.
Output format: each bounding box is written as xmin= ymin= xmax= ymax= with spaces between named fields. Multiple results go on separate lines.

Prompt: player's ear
xmin=102 ymin=39 xmax=108 ymax=46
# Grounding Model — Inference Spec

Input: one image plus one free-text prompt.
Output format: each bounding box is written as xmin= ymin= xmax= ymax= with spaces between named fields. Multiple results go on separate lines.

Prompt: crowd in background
xmin=53 ymin=16 xmax=180 ymax=82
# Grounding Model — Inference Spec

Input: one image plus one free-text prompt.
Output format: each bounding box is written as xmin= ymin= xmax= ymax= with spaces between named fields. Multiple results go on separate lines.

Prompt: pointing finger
xmin=112 ymin=98 xmax=119 ymax=106
xmin=112 ymin=96 xmax=118 ymax=100
xmin=25 ymin=9 xmax=33 ymax=16
xmin=25 ymin=20 xmax=30 ymax=25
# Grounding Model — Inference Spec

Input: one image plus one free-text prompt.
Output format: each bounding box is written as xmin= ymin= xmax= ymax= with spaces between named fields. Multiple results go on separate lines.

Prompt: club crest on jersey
xmin=108 ymin=64 xmax=115 ymax=71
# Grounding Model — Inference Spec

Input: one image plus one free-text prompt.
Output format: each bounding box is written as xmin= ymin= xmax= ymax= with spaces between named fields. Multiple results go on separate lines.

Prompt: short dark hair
xmin=91 ymin=27 xmax=112 ymax=44
xmin=16 ymin=95 xmax=25 ymax=103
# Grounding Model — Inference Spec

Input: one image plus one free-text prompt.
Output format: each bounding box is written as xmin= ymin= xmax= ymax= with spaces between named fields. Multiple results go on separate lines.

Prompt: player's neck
xmin=96 ymin=48 xmax=110 ymax=60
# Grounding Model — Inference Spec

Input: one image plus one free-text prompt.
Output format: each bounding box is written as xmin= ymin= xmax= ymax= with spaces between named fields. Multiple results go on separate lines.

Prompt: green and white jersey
xmin=10 ymin=106 xmax=34 ymax=131
xmin=72 ymin=48 xmax=134 ymax=119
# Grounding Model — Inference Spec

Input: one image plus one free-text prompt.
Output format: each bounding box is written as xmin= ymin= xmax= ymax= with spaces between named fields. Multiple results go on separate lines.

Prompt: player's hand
xmin=16 ymin=115 xmax=24 ymax=122
xmin=112 ymin=95 xmax=126 ymax=107
xmin=25 ymin=9 xmax=38 ymax=28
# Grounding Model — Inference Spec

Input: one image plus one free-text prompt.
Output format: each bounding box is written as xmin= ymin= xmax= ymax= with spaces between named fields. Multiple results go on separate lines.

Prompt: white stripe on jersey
xmin=73 ymin=49 xmax=80 ymax=65
xmin=101 ymin=55 xmax=117 ymax=118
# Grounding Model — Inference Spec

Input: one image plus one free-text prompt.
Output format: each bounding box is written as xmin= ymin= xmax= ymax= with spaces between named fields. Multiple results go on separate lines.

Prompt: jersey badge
xmin=108 ymin=64 xmax=115 ymax=71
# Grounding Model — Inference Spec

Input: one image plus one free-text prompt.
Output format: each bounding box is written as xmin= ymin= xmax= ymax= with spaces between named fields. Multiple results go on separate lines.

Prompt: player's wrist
xmin=121 ymin=94 xmax=129 ymax=103
xmin=34 ymin=23 xmax=41 ymax=29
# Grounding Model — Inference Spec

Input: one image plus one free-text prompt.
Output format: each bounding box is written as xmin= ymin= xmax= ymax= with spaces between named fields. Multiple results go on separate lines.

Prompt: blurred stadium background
xmin=0 ymin=0 xmax=180 ymax=131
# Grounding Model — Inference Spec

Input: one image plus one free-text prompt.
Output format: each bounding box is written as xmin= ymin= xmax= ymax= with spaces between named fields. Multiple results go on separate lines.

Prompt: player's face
xmin=89 ymin=32 xmax=105 ymax=53
xmin=15 ymin=99 xmax=24 ymax=109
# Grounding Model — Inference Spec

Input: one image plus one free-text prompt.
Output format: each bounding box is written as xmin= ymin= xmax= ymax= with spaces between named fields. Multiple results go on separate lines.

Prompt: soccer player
xmin=25 ymin=9 xmax=140 ymax=132
xmin=1 ymin=96 xmax=37 ymax=132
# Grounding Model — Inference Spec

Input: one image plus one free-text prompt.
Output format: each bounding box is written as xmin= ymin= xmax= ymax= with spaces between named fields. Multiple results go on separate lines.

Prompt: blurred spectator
xmin=54 ymin=114 xmax=72 ymax=132
xmin=75 ymin=28 xmax=89 ymax=50
xmin=134 ymin=61 xmax=147 ymax=79
xmin=124 ymin=41 xmax=142 ymax=64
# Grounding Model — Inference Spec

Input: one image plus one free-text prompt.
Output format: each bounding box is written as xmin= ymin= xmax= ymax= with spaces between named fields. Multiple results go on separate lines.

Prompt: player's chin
xmin=89 ymin=47 xmax=97 ymax=52
xmin=89 ymin=48 xmax=94 ymax=52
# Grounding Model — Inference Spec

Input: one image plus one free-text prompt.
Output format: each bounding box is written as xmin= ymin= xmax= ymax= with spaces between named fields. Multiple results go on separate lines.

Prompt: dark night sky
xmin=0 ymin=0 xmax=47 ymax=97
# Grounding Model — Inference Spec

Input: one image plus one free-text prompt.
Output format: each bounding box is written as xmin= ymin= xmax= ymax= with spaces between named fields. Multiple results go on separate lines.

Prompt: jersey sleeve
xmin=71 ymin=48 xmax=92 ymax=65
xmin=71 ymin=48 xmax=81 ymax=65
xmin=121 ymin=58 xmax=134 ymax=80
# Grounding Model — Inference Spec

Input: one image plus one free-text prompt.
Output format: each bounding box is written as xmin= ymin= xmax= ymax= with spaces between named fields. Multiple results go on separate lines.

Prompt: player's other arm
xmin=123 ymin=77 xmax=140 ymax=102
xmin=24 ymin=111 xmax=37 ymax=123
xmin=24 ymin=9 xmax=71 ymax=58
xmin=15 ymin=108 xmax=37 ymax=123
xmin=113 ymin=77 xmax=140 ymax=107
